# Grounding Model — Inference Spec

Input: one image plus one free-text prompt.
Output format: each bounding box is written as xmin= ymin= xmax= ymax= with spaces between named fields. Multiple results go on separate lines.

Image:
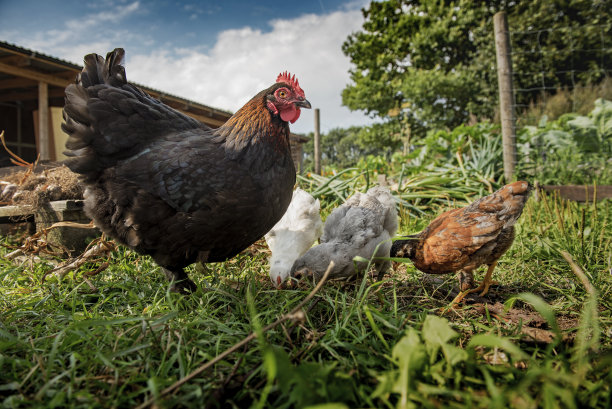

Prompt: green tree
xmin=342 ymin=0 xmax=612 ymax=135
xmin=301 ymin=125 xmax=404 ymax=170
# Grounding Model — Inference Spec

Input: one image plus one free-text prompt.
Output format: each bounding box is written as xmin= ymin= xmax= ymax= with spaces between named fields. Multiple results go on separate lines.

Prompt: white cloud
xmin=0 ymin=1 xmax=141 ymax=65
xmin=65 ymin=1 xmax=140 ymax=31
xmin=0 ymin=3 xmax=374 ymax=134
xmin=124 ymin=9 xmax=374 ymax=133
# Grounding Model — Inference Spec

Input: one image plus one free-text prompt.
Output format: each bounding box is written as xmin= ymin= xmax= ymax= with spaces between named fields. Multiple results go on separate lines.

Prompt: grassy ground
xmin=1 ymin=190 xmax=610 ymax=409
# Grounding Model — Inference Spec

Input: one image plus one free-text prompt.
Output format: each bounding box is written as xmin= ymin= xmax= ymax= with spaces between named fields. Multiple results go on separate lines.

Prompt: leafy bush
xmin=518 ymin=78 xmax=612 ymax=126
xmin=517 ymin=98 xmax=612 ymax=184
xmin=299 ymin=121 xmax=506 ymax=220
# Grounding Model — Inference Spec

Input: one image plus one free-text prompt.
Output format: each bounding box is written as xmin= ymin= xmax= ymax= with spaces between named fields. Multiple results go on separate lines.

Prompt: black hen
xmin=62 ymin=48 xmax=310 ymax=292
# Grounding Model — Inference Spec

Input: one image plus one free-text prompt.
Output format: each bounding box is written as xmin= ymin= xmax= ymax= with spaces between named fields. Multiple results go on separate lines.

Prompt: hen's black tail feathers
xmin=62 ymin=48 xmax=130 ymax=178
xmin=62 ymin=48 xmax=202 ymax=180
xmin=79 ymin=48 xmax=126 ymax=88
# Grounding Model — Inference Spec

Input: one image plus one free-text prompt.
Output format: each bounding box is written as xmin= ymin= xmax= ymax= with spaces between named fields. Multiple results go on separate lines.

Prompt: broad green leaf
xmin=392 ymin=328 xmax=426 ymax=409
xmin=422 ymin=315 xmax=457 ymax=346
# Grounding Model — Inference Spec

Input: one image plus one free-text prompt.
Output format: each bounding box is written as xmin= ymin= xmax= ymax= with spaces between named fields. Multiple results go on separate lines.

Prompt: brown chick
xmin=391 ymin=181 xmax=532 ymax=305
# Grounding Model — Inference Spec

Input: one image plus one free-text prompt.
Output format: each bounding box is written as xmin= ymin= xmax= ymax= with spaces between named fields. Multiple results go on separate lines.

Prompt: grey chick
xmin=290 ymin=186 xmax=398 ymax=281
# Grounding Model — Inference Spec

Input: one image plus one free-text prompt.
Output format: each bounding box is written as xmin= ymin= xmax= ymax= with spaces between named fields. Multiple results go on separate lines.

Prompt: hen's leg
xmin=458 ymin=270 xmax=475 ymax=291
xmin=449 ymin=270 xmax=474 ymax=306
xmin=466 ymin=261 xmax=498 ymax=297
xmin=162 ymin=268 xmax=197 ymax=294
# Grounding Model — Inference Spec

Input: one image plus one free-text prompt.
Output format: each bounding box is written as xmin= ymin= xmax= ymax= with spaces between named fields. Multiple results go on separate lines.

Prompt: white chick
xmin=265 ymin=188 xmax=324 ymax=286
xmin=290 ymin=186 xmax=398 ymax=281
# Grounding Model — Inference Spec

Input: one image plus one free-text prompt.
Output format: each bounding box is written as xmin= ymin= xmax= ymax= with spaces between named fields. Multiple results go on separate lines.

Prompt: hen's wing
xmin=416 ymin=207 xmax=498 ymax=272
xmin=465 ymin=181 xmax=532 ymax=227
xmin=113 ymin=135 xmax=263 ymax=213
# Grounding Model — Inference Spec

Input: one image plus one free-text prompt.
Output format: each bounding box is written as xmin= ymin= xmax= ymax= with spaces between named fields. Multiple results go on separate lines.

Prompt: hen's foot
xmin=170 ymin=279 xmax=198 ymax=294
xmin=468 ymin=262 xmax=498 ymax=297
xmin=375 ymin=260 xmax=391 ymax=281
xmin=449 ymin=263 xmax=499 ymax=308
xmin=163 ymin=268 xmax=197 ymax=294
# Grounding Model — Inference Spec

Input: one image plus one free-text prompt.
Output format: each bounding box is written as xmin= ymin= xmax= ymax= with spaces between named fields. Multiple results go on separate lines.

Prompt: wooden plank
xmin=0 ymin=200 xmax=84 ymax=218
xmin=0 ymin=204 xmax=34 ymax=218
xmin=0 ymin=87 xmax=65 ymax=102
xmin=181 ymin=110 xmax=227 ymax=127
xmin=540 ymin=185 xmax=612 ymax=202
xmin=46 ymin=200 xmax=85 ymax=212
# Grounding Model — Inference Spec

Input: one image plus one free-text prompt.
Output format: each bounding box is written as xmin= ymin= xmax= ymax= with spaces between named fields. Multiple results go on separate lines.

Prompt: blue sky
xmin=0 ymin=0 xmax=374 ymax=134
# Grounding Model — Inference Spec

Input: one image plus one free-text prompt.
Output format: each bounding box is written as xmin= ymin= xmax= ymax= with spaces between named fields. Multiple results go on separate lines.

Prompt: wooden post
xmin=494 ymin=11 xmax=517 ymax=182
xmin=38 ymin=81 xmax=50 ymax=161
xmin=314 ymin=108 xmax=321 ymax=175
xmin=16 ymin=101 xmax=22 ymax=157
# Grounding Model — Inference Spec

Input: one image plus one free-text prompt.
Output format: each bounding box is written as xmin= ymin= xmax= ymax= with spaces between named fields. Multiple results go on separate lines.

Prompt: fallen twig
xmin=3 ymin=221 xmax=96 ymax=261
xmin=42 ymin=237 xmax=116 ymax=282
xmin=135 ymin=261 xmax=335 ymax=409
xmin=0 ymin=130 xmax=40 ymax=185
xmin=3 ymin=223 xmax=72 ymax=260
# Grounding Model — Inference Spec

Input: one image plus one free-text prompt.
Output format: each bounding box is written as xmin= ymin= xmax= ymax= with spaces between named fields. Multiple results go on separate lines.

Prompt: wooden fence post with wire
xmin=494 ymin=11 xmax=517 ymax=183
xmin=314 ymin=108 xmax=321 ymax=175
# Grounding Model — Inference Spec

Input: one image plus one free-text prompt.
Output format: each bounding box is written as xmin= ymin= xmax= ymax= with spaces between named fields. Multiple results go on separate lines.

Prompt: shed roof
xmin=0 ymin=41 xmax=232 ymax=128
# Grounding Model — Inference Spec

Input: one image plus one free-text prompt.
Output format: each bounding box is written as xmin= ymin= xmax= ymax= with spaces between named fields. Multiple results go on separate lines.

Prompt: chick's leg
xmin=162 ymin=267 xmax=197 ymax=294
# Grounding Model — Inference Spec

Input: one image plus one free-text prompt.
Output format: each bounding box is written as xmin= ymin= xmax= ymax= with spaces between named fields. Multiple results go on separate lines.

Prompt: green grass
xmin=1 ymin=190 xmax=611 ymax=409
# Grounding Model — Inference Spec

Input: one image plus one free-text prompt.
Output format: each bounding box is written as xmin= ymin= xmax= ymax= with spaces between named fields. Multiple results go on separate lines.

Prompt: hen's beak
xmin=295 ymin=97 xmax=311 ymax=109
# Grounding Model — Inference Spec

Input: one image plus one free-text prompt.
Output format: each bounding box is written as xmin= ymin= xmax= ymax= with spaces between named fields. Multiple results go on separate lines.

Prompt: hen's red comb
xmin=276 ymin=71 xmax=305 ymax=97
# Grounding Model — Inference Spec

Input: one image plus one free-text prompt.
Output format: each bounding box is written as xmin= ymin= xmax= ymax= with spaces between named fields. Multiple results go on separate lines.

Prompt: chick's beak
xmin=295 ymin=97 xmax=311 ymax=109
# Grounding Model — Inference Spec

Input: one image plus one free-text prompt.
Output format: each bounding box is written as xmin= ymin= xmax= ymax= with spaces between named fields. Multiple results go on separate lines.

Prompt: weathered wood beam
xmin=314 ymin=108 xmax=321 ymax=175
xmin=0 ymin=61 xmax=71 ymax=87
xmin=0 ymin=87 xmax=65 ymax=102
xmin=0 ymin=55 xmax=27 ymax=66
xmin=0 ymin=77 xmax=37 ymax=89
xmin=494 ymin=11 xmax=517 ymax=183
xmin=147 ymin=90 xmax=231 ymax=123
xmin=540 ymin=185 xmax=612 ymax=202
xmin=181 ymin=111 xmax=227 ymax=127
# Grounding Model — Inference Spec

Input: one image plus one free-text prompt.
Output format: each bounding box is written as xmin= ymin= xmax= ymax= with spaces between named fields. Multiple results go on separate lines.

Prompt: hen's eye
xmin=278 ymin=90 xmax=287 ymax=98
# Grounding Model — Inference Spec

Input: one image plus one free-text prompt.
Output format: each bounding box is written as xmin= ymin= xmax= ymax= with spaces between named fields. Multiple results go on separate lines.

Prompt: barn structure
xmin=0 ymin=41 xmax=308 ymax=172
